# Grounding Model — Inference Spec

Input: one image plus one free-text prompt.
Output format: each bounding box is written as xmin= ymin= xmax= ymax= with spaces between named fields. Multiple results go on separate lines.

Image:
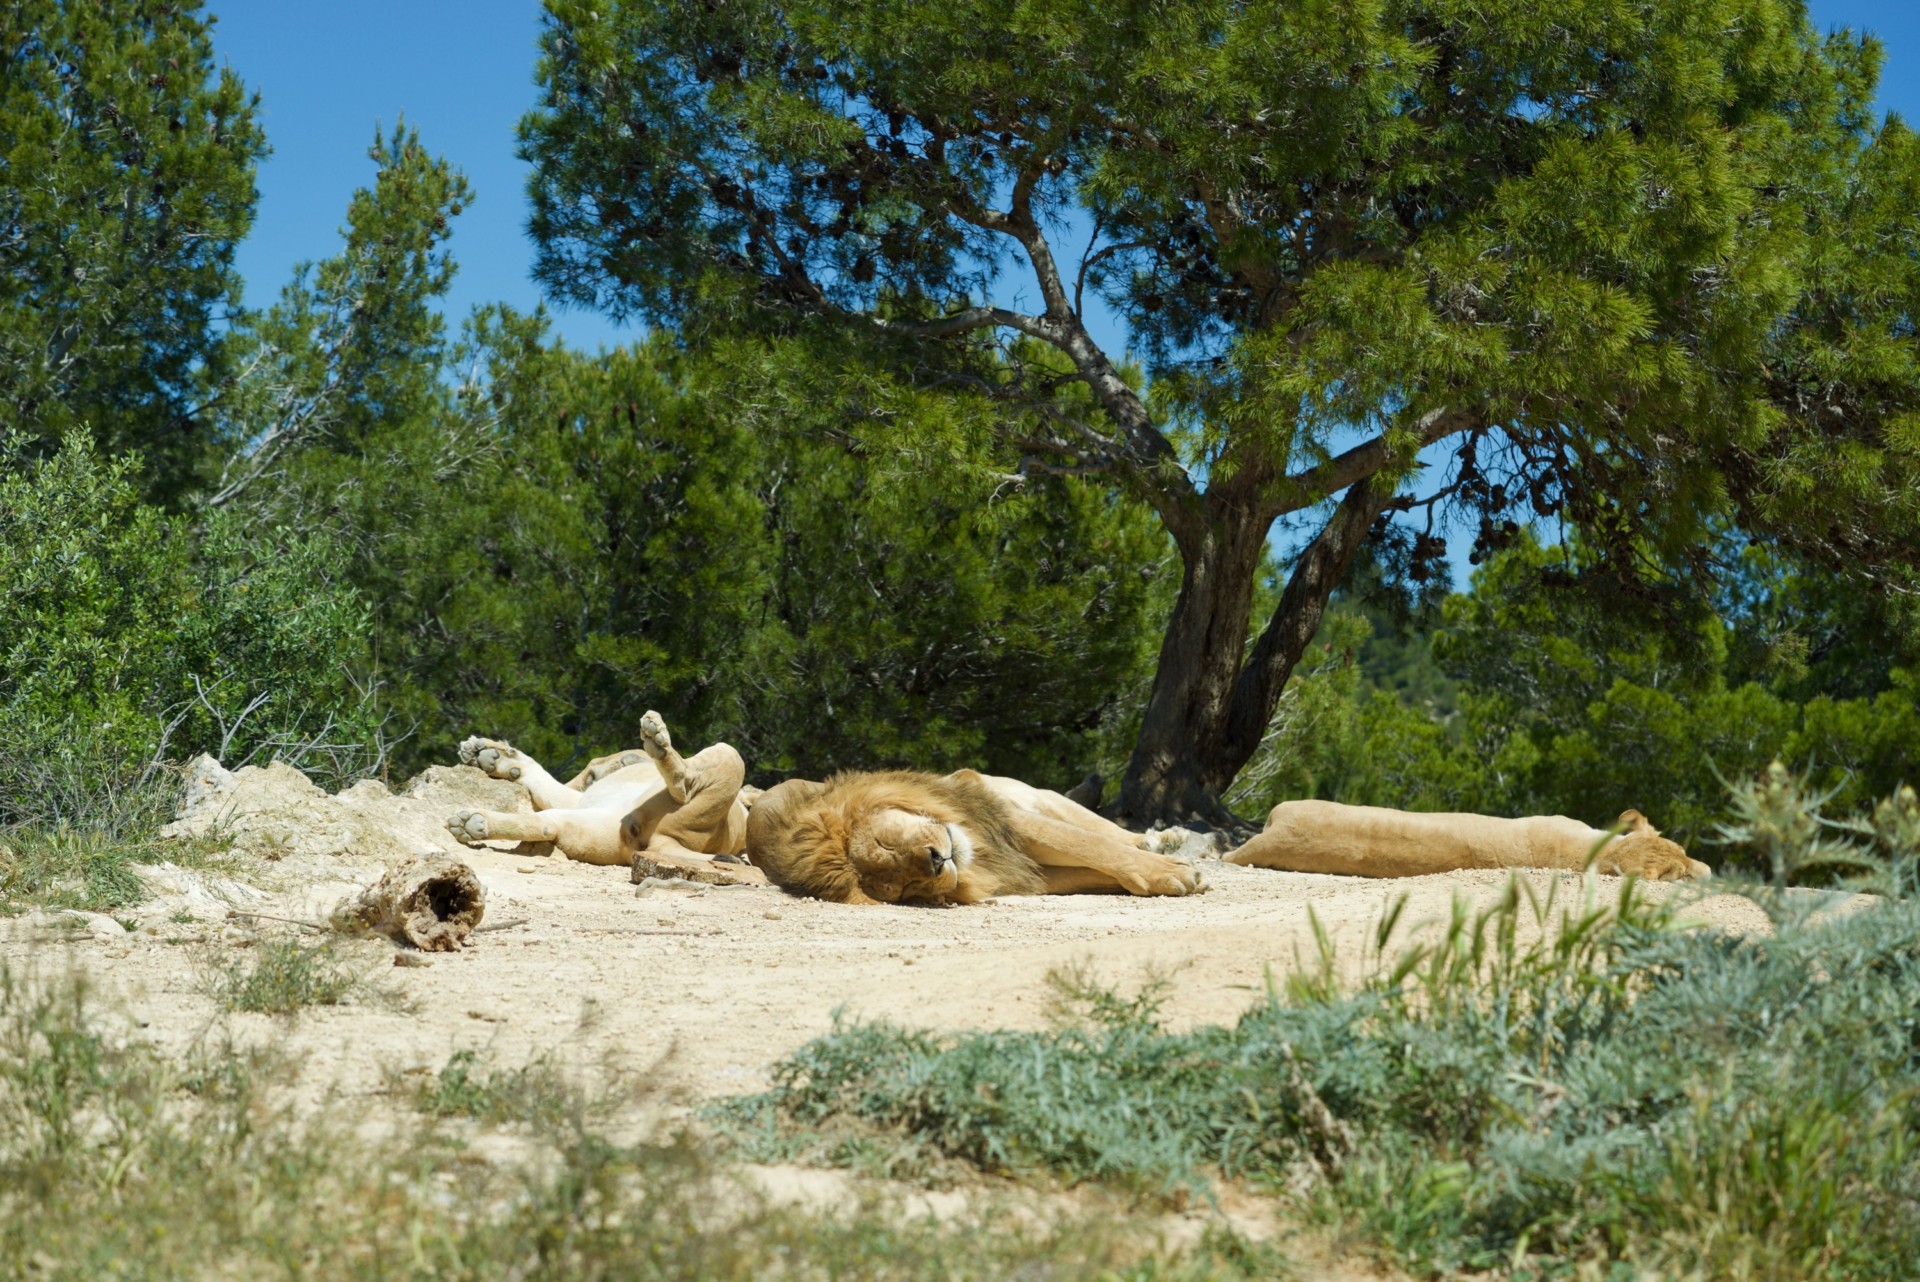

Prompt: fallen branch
xmin=225 ymin=910 xmax=328 ymax=933
xmin=581 ymin=927 xmax=725 ymax=937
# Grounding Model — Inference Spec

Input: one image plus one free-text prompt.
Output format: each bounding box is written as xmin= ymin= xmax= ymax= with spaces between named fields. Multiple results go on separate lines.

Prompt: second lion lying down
xmin=1225 ymin=800 xmax=1710 ymax=881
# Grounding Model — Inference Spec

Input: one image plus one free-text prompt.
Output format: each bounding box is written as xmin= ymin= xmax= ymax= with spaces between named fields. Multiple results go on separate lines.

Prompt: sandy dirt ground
xmin=0 ymin=757 xmax=1778 ymax=1115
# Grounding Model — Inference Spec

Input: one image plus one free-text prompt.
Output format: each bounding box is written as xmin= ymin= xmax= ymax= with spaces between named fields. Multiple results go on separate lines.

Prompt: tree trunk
xmin=1114 ymin=494 xmax=1271 ymax=828
xmin=1114 ymin=478 xmax=1395 ymax=828
xmin=1214 ymin=477 xmax=1395 ymax=780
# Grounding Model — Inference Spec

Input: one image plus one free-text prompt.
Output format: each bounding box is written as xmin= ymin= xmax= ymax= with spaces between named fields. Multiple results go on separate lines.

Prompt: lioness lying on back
xmin=445 ymin=712 xmax=749 ymax=867
xmin=1225 ymin=801 xmax=1710 ymax=880
xmin=747 ymin=768 xmax=1201 ymax=904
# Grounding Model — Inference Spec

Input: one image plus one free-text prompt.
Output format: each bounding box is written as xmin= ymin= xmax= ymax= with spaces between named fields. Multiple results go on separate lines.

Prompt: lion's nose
xmin=928 ymin=847 xmax=947 ymax=875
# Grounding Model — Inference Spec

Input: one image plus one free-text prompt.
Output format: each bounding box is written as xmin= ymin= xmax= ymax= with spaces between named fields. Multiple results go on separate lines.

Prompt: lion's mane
xmin=746 ymin=770 xmax=1048 ymax=903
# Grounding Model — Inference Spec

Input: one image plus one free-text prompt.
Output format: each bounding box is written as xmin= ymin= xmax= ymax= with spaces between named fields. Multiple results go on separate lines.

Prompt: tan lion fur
xmin=747 ymin=770 xmax=1046 ymax=904
xmin=444 ymin=712 xmax=749 ymax=870
xmin=1225 ymin=800 xmax=1711 ymax=881
xmin=746 ymin=768 xmax=1201 ymax=905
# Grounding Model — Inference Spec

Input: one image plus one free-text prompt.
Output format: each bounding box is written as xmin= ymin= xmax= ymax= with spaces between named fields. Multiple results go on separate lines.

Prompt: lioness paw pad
xmin=445 ymin=810 xmax=491 ymax=845
xmin=639 ymin=710 xmax=673 ymax=758
xmin=457 ymin=737 xmax=523 ymax=782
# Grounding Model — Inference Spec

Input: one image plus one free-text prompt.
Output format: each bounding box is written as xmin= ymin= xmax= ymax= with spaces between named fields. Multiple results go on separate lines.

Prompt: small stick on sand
xmin=583 ymin=927 xmax=725 ymax=937
xmin=225 ymin=909 xmax=328 ymax=932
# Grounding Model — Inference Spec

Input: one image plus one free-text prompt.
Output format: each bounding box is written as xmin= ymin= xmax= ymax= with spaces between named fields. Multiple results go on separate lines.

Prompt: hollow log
xmin=334 ymin=855 xmax=486 ymax=951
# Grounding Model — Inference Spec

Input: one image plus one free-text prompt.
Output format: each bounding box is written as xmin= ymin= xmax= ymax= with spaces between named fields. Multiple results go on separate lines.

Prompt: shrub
xmin=718 ymin=875 xmax=1920 ymax=1277
xmin=0 ymin=966 xmax=1272 ymax=1279
xmin=200 ymin=937 xmax=369 ymax=1014
xmin=0 ymin=433 xmax=379 ymax=838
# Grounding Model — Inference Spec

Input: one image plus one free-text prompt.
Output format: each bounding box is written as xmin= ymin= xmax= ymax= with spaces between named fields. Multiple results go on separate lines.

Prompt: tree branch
xmin=1270 ymin=406 xmax=1481 ymax=517
xmin=1217 ymin=474 xmax=1398 ymax=775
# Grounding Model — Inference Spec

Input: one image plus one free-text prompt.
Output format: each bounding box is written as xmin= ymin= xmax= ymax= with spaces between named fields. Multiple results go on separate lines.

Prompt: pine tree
xmin=519 ymin=0 xmax=1920 ymax=822
xmin=0 ymin=0 xmax=265 ymax=503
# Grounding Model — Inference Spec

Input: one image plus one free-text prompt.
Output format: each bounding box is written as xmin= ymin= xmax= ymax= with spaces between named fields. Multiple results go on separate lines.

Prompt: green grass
xmin=0 ymin=966 xmax=1280 ymax=1280
xmin=714 ymin=878 xmax=1920 ymax=1279
xmin=0 ymin=825 xmax=164 ymax=915
xmin=200 ymin=936 xmax=371 ymax=1014
xmin=0 ymin=764 xmax=230 ymax=917
xmin=409 ymin=1048 xmax=594 ymax=1132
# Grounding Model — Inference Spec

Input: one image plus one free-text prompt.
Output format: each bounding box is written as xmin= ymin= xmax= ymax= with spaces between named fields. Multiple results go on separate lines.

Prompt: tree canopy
xmin=521 ymin=0 xmax=1920 ymax=820
xmin=200 ymin=126 xmax=1171 ymax=783
xmin=1 ymin=0 xmax=265 ymax=503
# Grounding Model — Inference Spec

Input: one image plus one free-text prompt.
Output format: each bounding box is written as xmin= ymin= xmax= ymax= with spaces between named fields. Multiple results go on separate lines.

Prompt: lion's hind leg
xmin=566 ymin=748 xmax=652 ymax=790
xmin=638 ymin=711 xmax=703 ymax=803
xmin=446 ymin=807 xmax=629 ymax=866
xmin=457 ymin=737 xmax=581 ymax=810
xmin=955 ymin=770 xmax=1154 ymax=850
xmin=627 ymin=715 xmax=748 ymax=858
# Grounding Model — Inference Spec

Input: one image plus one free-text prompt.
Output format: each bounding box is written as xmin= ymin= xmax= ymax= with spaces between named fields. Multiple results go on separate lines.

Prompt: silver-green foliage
xmin=719 ymin=875 xmax=1920 ymax=1276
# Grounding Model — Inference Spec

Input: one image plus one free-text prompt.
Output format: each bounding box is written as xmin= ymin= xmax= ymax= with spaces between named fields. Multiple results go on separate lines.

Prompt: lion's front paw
xmin=1601 ymin=845 xmax=1712 ymax=882
xmin=638 ymin=710 xmax=673 ymax=759
xmin=445 ymin=810 xmax=491 ymax=845
xmin=1129 ymin=854 xmax=1202 ymax=897
xmin=1648 ymin=853 xmax=1713 ymax=881
xmin=457 ymin=737 xmax=523 ymax=782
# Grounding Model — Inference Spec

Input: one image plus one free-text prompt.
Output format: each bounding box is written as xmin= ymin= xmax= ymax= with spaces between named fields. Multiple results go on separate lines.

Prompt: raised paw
xmin=457 ymin=736 xmax=523 ymax=782
xmin=638 ymin=710 xmax=673 ymax=759
xmin=445 ymin=810 xmax=491 ymax=845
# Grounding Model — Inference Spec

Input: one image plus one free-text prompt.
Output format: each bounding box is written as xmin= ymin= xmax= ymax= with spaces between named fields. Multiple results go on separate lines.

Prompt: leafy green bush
xmin=717 ymin=876 xmax=1920 ymax=1277
xmin=0 ymin=433 xmax=379 ymax=835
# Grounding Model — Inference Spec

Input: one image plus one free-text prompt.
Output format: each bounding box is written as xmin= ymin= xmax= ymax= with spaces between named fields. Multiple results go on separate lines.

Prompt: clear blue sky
xmin=209 ymin=1 xmax=1920 ymax=355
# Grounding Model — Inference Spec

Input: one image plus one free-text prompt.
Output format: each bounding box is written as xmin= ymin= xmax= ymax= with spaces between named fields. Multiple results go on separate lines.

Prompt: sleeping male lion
xmin=444 ymin=712 xmax=749 ymax=867
xmin=746 ymin=768 xmax=1201 ymax=904
xmin=1224 ymin=800 xmax=1711 ymax=880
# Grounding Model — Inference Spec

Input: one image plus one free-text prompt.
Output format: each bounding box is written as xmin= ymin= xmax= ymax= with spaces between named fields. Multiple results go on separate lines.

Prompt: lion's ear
xmin=1618 ymin=809 xmax=1656 ymax=835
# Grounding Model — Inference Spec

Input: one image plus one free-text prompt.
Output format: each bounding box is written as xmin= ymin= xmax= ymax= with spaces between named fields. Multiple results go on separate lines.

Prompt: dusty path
xmin=1 ymin=759 xmax=1774 ymax=1117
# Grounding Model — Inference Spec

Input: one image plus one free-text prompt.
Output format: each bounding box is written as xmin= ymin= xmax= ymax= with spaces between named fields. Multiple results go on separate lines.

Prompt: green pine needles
xmin=521 ymin=0 xmax=1920 ymax=819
